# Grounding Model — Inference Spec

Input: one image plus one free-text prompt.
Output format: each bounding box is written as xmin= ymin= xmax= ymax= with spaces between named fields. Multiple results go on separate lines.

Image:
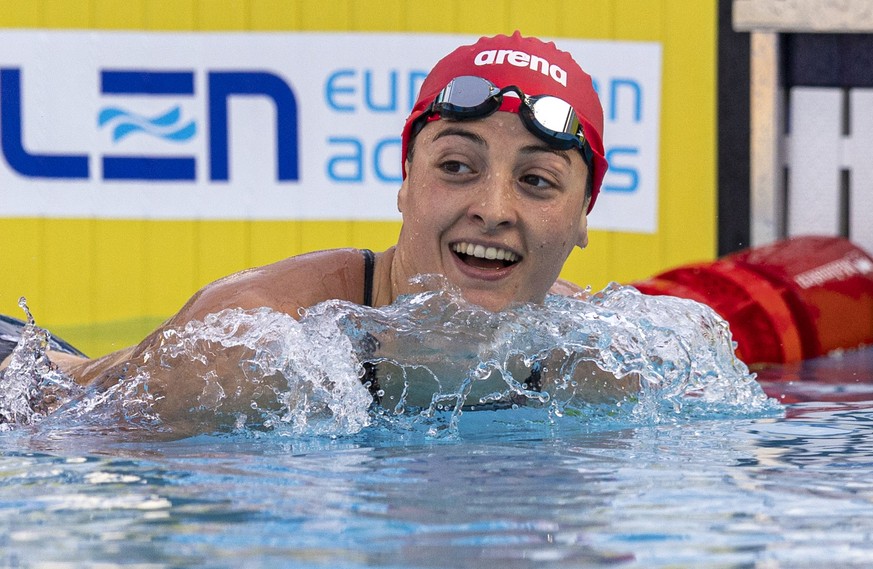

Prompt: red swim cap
xmin=401 ymin=31 xmax=608 ymax=213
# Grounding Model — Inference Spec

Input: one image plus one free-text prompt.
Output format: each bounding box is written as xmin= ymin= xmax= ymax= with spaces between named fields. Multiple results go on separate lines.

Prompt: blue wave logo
xmin=98 ymin=106 xmax=196 ymax=143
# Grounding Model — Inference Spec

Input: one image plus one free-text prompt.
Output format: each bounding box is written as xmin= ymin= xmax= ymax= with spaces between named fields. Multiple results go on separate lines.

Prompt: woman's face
xmin=394 ymin=111 xmax=590 ymax=312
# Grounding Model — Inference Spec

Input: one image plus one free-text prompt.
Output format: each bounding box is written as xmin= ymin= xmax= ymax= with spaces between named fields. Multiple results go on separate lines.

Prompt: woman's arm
xmin=62 ymin=248 xmax=370 ymax=385
xmin=1 ymin=250 xmax=370 ymax=434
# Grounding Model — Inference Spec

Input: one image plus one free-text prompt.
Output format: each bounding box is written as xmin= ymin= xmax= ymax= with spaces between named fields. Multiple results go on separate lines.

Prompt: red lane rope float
xmin=632 ymin=236 xmax=873 ymax=365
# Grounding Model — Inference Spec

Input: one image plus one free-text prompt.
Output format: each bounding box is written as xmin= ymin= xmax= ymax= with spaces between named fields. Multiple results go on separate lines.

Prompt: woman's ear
xmin=576 ymin=213 xmax=589 ymax=250
xmin=397 ymin=160 xmax=411 ymax=213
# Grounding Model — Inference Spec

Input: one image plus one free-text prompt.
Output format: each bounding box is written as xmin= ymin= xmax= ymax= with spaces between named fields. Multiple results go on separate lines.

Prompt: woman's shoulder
xmin=175 ymin=248 xmax=374 ymax=322
xmin=268 ymin=247 xmax=368 ymax=273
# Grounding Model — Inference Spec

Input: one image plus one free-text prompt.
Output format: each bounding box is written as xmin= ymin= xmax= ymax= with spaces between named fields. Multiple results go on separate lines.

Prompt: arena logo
xmin=0 ymin=68 xmax=299 ymax=182
xmin=473 ymin=49 xmax=567 ymax=86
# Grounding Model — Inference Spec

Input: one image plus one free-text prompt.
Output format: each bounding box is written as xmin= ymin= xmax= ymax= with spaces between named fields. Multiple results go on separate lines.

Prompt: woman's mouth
xmin=451 ymin=241 xmax=520 ymax=270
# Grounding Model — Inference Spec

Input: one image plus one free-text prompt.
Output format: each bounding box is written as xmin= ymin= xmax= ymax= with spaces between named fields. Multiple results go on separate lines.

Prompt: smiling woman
xmin=390 ymin=31 xmax=604 ymax=312
xmin=1 ymin=32 xmax=613 ymax=431
xmin=395 ymin=112 xmax=591 ymax=312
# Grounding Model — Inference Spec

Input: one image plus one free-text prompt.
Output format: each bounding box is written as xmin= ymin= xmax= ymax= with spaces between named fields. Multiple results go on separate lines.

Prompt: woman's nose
xmin=467 ymin=175 xmax=518 ymax=232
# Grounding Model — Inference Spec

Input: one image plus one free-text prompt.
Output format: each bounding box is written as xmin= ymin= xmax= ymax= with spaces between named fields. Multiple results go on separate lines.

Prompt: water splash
xmin=0 ymin=298 xmax=83 ymax=430
xmin=0 ymin=285 xmax=781 ymax=439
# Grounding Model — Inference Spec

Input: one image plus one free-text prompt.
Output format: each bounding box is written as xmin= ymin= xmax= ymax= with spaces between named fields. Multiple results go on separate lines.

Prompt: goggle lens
xmin=527 ymin=95 xmax=582 ymax=147
xmin=432 ymin=76 xmax=501 ymax=116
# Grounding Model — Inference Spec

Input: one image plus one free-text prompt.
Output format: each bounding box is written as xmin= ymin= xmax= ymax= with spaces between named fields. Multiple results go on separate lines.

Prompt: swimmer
xmin=2 ymin=32 xmax=633 ymax=424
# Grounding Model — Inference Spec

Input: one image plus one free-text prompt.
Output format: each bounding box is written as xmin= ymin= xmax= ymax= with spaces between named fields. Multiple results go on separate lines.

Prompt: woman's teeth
xmin=452 ymin=242 xmax=519 ymax=262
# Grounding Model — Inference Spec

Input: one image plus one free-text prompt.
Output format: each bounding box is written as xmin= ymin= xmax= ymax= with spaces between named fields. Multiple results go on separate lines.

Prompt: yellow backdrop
xmin=0 ymin=0 xmax=717 ymax=356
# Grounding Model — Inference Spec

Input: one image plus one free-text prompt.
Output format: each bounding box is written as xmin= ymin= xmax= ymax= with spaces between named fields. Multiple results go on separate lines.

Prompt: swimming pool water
xmin=2 ymin=348 xmax=872 ymax=568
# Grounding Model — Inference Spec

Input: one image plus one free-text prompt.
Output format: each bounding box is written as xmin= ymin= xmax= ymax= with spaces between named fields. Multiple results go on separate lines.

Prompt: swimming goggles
xmin=421 ymin=75 xmax=593 ymax=165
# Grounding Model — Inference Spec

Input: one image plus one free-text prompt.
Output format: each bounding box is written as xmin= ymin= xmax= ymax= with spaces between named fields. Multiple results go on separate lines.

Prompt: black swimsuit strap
xmin=359 ymin=249 xmax=381 ymax=403
xmin=361 ymin=249 xmax=375 ymax=308
xmin=524 ymin=359 xmax=543 ymax=392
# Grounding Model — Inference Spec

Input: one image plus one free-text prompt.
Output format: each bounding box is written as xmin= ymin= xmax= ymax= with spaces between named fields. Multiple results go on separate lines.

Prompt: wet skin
xmin=390 ymin=111 xmax=590 ymax=312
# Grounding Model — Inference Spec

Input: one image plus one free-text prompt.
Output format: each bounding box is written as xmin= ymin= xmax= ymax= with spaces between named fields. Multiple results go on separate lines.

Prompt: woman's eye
xmin=520 ymin=174 xmax=553 ymax=189
xmin=440 ymin=160 xmax=472 ymax=174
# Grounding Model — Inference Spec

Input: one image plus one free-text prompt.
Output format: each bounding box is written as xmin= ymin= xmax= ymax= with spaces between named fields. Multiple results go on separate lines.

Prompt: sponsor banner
xmin=0 ymin=31 xmax=661 ymax=232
